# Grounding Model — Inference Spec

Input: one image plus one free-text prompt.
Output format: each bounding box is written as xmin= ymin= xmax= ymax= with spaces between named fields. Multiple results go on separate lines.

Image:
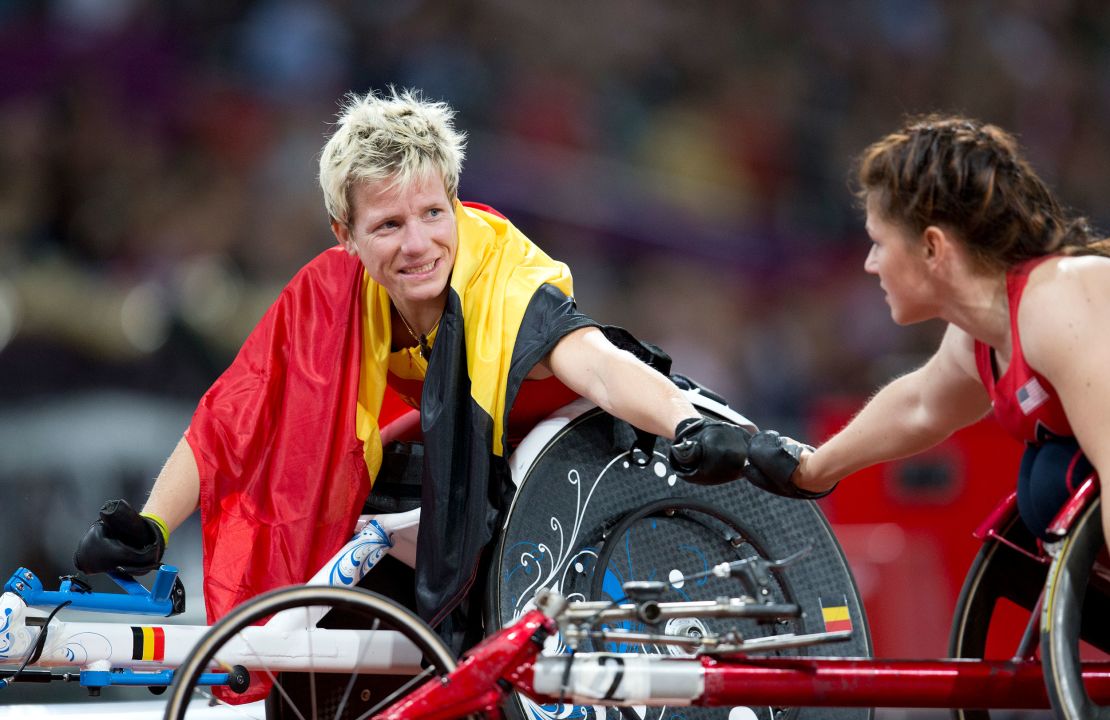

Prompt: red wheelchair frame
xmin=376 ymin=477 xmax=1110 ymax=719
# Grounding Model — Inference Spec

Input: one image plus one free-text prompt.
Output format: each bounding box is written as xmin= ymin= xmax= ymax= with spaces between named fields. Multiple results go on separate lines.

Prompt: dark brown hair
xmin=855 ymin=114 xmax=1110 ymax=270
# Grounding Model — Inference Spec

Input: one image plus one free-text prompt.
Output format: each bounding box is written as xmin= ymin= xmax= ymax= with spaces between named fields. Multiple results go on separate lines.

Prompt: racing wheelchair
xmin=2 ymin=389 xmax=1108 ymax=719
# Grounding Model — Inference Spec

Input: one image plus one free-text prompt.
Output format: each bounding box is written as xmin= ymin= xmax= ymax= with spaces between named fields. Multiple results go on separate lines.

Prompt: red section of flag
xmin=152 ymin=626 xmax=165 ymax=661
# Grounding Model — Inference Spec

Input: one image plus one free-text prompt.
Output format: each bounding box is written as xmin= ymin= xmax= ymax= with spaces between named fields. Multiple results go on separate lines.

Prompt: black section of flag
xmin=131 ymin=626 xmax=143 ymax=660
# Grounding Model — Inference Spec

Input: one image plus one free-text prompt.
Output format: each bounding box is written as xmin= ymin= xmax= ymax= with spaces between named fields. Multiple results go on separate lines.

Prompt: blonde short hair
xmin=318 ymin=88 xmax=467 ymax=225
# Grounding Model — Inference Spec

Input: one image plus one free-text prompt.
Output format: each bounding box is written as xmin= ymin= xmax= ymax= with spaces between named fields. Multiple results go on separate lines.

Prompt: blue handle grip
xmin=4 ymin=566 xmax=180 ymax=616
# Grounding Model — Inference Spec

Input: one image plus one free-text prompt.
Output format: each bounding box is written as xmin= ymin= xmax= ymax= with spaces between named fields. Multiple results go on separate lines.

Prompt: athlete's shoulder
xmin=1054 ymin=253 xmax=1110 ymax=292
xmin=1025 ymin=253 xmax=1110 ymax=297
xmin=1020 ymin=254 xmax=1110 ymax=371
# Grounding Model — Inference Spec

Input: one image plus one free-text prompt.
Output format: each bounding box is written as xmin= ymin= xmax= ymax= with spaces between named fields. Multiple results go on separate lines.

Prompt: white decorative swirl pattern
xmin=510 ymin=451 xmax=670 ymax=720
xmin=510 ymin=453 xmax=662 ymax=620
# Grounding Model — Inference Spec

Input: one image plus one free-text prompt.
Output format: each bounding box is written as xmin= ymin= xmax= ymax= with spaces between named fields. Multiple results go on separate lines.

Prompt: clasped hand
xmin=669 ymin=417 xmax=831 ymax=499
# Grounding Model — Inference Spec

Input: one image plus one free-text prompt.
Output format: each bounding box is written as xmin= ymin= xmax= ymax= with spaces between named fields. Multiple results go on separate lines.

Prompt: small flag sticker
xmin=131 ymin=626 xmax=166 ymax=662
xmin=820 ymin=597 xmax=852 ymax=633
xmin=1016 ymin=377 xmax=1049 ymax=415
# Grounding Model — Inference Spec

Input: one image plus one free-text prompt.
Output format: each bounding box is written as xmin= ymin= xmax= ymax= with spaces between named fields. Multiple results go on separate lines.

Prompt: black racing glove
xmin=668 ymin=417 xmax=750 ymax=485
xmin=744 ymin=430 xmax=831 ymax=499
xmin=74 ymin=499 xmax=166 ymax=576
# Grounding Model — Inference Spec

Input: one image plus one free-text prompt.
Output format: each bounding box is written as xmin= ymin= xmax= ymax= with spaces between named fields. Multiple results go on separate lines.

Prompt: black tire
xmin=1042 ymin=496 xmax=1110 ymax=719
xmin=947 ymin=508 xmax=1047 ymax=720
xmin=489 ymin=405 xmax=872 ymax=720
xmin=163 ymin=585 xmax=456 ymax=720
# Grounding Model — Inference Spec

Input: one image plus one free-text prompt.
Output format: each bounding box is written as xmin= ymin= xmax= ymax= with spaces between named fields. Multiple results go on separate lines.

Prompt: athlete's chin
xmin=399 ymin=277 xmax=450 ymax=304
xmin=888 ymin=306 xmax=930 ymax=326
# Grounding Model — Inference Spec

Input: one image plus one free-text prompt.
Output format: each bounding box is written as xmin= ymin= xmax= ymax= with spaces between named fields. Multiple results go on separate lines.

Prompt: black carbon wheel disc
xmin=490 ymin=406 xmax=872 ymax=720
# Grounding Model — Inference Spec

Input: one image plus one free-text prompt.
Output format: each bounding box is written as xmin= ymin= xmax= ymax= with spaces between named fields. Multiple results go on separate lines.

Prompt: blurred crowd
xmin=2 ymin=0 xmax=1110 ymax=577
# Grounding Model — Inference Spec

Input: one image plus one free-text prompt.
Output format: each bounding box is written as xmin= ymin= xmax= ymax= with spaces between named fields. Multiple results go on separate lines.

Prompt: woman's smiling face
xmin=337 ymin=171 xmax=458 ymax=312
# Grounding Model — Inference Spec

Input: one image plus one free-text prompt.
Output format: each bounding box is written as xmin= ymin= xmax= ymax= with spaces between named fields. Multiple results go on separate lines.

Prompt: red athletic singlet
xmin=973 ymin=256 xmax=1073 ymax=444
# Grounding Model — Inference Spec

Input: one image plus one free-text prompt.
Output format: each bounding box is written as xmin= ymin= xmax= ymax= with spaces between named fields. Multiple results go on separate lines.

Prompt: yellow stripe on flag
xmin=820 ymin=601 xmax=852 ymax=633
xmin=141 ymin=626 xmax=156 ymax=661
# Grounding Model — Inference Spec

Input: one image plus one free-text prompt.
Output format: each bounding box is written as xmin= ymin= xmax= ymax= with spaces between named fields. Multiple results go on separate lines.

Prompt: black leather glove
xmin=74 ymin=499 xmax=166 ymax=575
xmin=744 ymin=430 xmax=831 ymax=499
xmin=668 ymin=417 xmax=750 ymax=485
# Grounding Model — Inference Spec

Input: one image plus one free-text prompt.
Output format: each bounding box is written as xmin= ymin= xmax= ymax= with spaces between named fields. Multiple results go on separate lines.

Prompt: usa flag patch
xmin=1016 ymin=377 xmax=1049 ymax=415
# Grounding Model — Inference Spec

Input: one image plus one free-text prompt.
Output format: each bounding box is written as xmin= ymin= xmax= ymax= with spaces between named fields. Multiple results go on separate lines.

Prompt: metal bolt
xmin=22 ymin=571 xmax=33 ymax=581
xmin=360 ymin=689 xmax=371 ymax=702
xmin=14 ymin=582 xmax=24 ymax=591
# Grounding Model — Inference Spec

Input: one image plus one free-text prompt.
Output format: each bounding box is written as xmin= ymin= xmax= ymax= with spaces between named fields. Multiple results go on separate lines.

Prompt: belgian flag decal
xmin=131 ymin=626 xmax=166 ymax=662
xmin=820 ymin=597 xmax=853 ymax=633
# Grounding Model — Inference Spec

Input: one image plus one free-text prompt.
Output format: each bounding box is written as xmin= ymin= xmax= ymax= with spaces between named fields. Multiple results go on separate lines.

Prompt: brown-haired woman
xmin=743 ymin=114 xmax=1110 ymax=551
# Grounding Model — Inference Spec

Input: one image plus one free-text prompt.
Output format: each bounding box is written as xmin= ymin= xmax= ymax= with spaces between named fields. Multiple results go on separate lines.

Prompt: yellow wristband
xmin=140 ymin=511 xmax=170 ymax=547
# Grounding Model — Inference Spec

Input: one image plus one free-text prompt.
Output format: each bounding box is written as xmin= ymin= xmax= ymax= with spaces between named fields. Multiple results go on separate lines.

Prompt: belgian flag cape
xmin=185 ymin=202 xmax=594 ymax=632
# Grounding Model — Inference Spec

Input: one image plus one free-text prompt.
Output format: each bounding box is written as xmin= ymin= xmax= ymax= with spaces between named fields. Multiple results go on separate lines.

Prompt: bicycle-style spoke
xmin=164 ymin=586 xmax=457 ymax=720
xmin=237 ymin=627 xmax=310 ymax=720
xmin=306 ymin=604 xmax=319 ymax=720
xmin=334 ymin=617 xmax=382 ymax=720
xmin=354 ymin=665 xmax=438 ymax=720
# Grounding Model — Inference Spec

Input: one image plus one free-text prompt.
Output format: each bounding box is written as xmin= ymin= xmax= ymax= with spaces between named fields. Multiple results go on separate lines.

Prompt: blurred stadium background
xmin=3 ymin=1 xmax=1108 ymax=716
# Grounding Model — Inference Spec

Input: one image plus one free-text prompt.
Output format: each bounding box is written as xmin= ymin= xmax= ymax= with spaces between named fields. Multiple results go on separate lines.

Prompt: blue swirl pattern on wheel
xmin=328 ymin=519 xmax=393 ymax=586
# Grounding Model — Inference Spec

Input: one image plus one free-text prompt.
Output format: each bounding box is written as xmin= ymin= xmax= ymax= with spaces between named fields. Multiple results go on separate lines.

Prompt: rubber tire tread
xmin=162 ymin=585 xmax=455 ymax=720
xmin=1042 ymin=496 xmax=1110 ymax=720
xmin=947 ymin=511 xmax=1046 ymax=720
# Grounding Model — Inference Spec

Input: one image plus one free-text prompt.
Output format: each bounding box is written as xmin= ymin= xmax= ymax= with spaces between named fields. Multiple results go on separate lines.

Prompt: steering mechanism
xmin=622 ymin=580 xmax=666 ymax=624
xmin=684 ymin=545 xmax=812 ymax=606
xmin=535 ymin=545 xmax=850 ymax=656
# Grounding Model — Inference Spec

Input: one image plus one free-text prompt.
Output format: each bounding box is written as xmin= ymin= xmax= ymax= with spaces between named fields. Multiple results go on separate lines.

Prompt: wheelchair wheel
xmin=947 ymin=506 xmax=1047 ymax=720
xmin=1042 ymin=496 xmax=1110 ymax=719
xmin=163 ymin=585 xmax=456 ymax=720
xmin=490 ymin=400 xmax=872 ymax=720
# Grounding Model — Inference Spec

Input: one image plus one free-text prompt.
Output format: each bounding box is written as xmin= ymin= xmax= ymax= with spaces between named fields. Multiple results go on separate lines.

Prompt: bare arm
xmin=141 ymin=435 xmax=201 ymax=534
xmin=73 ymin=434 xmax=199 ymax=574
xmin=1021 ymin=256 xmax=1110 ymax=543
xmin=536 ymin=326 xmax=699 ymax=439
xmin=797 ymin=323 xmax=992 ymax=492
